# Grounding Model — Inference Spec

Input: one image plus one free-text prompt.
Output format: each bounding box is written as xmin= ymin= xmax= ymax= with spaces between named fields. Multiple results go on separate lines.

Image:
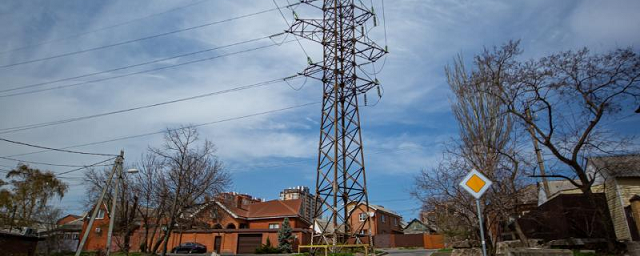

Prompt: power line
xmin=0 ymin=34 xmax=282 ymax=94
xmin=0 ymin=39 xmax=295 ymax=98
xmin=3 ymin=102 xmax=319 ymax=158
xmin=227 ymin=146 xmax=427 ymax=172
xmin=57 ymin=157 xmax=116 ymax=176
xmin=0 ymin=0 xmax=213 ymax=56
xmin=272 ymin=0 xmax=310 ymax=58
xmin=0 ymin=156 xmax=113 ymax=168
xmin=0 ymin=137 xmax=117 ymax=156
xmin=0 ymin=75 xmax=302 ymax=134
xmin=0 ymin=3 xmax=301 ymax=69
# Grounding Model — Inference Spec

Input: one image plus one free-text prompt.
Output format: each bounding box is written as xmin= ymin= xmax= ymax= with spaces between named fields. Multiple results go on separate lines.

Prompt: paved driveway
xmin=380 ymin=248 xmax=437 ymax=256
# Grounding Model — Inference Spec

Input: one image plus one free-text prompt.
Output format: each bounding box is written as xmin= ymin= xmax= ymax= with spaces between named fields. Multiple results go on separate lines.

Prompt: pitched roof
xmin=590 ymin=154 xmax=640 ymax=178
xmin=369 ymin=204 xmax=401 ymax=217
xmin=215 ymin=198 xmax=303 ymax=220
xmin=589 ymin=154 xmax=640 ymax=178
xmin=246 ymin=199 xmax=302 ymax=219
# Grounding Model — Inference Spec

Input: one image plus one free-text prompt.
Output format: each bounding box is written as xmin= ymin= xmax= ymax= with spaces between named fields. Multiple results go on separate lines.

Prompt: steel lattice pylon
xmin=287 ymin=0 xmax=387 ymax=249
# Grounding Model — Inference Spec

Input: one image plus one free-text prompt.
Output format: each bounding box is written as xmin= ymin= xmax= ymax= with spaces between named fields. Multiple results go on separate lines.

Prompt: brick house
xmin=79 ymin=192 xmax=312 ymax=254
xmin=346 ymin=203 xmax=403 ymax=235
xmin=78 ymin=203 xmax=111 ymax=252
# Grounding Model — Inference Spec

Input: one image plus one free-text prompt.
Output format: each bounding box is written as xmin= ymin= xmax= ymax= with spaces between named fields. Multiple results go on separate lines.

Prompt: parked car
xmin=171 ymin=242 xmax=207 ymax=254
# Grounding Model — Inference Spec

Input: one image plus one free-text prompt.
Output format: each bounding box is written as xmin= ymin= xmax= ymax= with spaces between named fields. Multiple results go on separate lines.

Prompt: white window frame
xmin=359 ymin=213 xmax=367 ymax=222
xmin=268 ymin=223 xmax=280 ymax=229
xmin=381 ymin=214 xmax=386 ymax=223
xmin=96 ymin=209 xmax=105 ymax=219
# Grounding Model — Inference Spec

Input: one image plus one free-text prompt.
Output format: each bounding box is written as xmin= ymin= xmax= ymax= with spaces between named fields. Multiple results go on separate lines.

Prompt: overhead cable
xmin=0 ymin=75 xmax=302 ymax=134
xmin=0 ymin=155 xmax=113 ymax=168
xmin=0 ymin=40 xmax=295 ymax=98
xmin=0 ymin=3 xmax=301 ymax=69
xmin=57 ymin=157 xmax=116 ymax=176
xmin=0 ymin=137 xmax=117 ymax=156
xmin=0 ymin=34 xmax=283 ymax=94
xmin=0 ymin=0 xmax=213 ymax=55
xmin=3 ymin=102 xmax=319 ymax=158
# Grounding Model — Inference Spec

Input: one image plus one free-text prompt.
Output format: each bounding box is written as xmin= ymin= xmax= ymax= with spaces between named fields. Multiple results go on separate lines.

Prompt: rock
xmin=496 ymin=239 xmax=545 ymax=254
xmin=502 ymin=248 xmax=572 ymax=256
xmin=451 ymin=248 xmax=482 ymax=256
xmin=452 ymin=240 xmax=481 ymax=248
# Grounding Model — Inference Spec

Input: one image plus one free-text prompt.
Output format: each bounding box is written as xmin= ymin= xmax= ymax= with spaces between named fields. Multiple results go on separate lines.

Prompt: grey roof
xmin=590 ymin=154 xmax=640 ymax=178
xmin=540 ymin=180 xmax=580 ymax=197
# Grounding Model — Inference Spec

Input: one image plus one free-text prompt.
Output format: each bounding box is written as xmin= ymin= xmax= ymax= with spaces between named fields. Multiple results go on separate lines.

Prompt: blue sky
xmin=0 ymin=0 xmax=639 ymax=221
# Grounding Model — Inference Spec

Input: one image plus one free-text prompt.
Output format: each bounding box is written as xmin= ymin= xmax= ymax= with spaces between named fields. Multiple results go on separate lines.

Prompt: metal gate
xmin=237 ymin=234 xmax=262 ymax=254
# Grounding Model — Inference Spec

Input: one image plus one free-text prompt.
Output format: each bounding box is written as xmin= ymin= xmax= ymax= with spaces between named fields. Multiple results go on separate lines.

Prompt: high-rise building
xmin=280 ymin=186 xmax=315 ymax=223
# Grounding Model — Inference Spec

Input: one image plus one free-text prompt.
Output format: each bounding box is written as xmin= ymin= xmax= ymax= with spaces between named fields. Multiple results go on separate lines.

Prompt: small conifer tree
xmin=278 ymin=217 xmax=293 ymax=253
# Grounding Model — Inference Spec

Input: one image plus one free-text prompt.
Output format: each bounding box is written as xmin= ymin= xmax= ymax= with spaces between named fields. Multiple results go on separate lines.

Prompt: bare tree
xmin=483 ymin=41 xmax=640 ymax=193
xmin=152 ymin=126 xmax=231 ymax=256
xmin=131 ymin=153 xmax=167 ymax=253
xmin=83 ymin=165 xmax=139 ymax=253
xmin=36 ymin=206 xmax=63 ymax=256
xmin=414 ymin=51 xmax=537 ymax=253
xmin=476 ymin=41 xmax=640 ymax=251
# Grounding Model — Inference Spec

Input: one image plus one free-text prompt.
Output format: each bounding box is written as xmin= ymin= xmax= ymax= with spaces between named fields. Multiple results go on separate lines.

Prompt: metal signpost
xmin=459 ymin=169 xmax=493 ymax=256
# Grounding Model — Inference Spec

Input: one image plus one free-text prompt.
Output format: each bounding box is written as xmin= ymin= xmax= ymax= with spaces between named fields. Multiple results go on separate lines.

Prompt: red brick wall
xmin=349 ymin=204 xmax=402 ymax=235
xmin=249 ymin=218 xmax=304 ymax=229
xmin=79 ymin=204 xmax=112 ymax=252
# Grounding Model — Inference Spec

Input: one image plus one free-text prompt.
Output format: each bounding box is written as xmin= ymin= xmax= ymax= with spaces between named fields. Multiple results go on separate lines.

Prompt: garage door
xmin=237 ymin=234 xmax=262 ymax=254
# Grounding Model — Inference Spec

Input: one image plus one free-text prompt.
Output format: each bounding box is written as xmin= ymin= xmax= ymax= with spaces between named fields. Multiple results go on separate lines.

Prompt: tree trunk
xmin=161 ymin=192 xmax=180 ymax=256
xmin=514 ymin=219 xmax=529 ymax=247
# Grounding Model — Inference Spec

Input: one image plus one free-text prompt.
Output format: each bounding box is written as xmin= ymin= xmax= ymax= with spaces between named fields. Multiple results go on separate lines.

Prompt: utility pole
xmin=288 ymin=0 xmax=387 ymax=251
xmin=75 ymin=151 xmax=124 ymax=256
xmin=105 ymin=152 xmax=124 ymax=256
xmin=525 ymin=109 xmax=550 ymax=199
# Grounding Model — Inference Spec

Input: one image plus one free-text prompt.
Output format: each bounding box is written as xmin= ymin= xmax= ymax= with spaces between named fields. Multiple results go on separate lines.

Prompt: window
xmin=394 ymin=218 xmax=398 ymax=226
xmin=359 ymin=213 xmax=367 ymax=222
xmin=269 ymin=223 xmax=280 ymax=229
xmin=381 ymin=214 xmax=386 ymax=223
xmin=96 ymin=209 xmax=105 ymax=219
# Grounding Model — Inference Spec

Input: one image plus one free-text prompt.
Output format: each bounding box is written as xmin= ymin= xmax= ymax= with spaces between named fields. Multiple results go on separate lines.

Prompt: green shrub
xmin=255 ymin=237 xmax=283 ymax=254
xmin=572 ymin=250 xmax=596 ymax=256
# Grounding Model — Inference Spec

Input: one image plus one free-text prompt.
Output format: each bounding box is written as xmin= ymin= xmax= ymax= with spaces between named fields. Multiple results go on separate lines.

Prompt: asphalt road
xmin=380 ymin=248 xmax=438 ymax=256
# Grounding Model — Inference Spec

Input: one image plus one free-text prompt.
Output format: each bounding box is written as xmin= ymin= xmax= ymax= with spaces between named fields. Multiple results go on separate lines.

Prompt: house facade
xmin=527 ymin=154 xmax=640 ymax=242
xmin=403 ymin=218 xmax=434 ymax=234
xmin=588 ymin=154 xmax=640 ymax=241
xmin=78 ymin=192 xmax=312 ymax=254
xmin=347 ymin=203 xmax=403 ymax=235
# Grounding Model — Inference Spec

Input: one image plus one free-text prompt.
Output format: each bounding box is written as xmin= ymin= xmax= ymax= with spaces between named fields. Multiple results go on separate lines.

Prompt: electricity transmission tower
xmin=287 ymin=0 xmax=387 ymax=249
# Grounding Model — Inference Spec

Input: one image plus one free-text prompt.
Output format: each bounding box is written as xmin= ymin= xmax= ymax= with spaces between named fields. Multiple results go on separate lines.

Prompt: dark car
xmin=170 ymin=242 xmax=207 ymax=254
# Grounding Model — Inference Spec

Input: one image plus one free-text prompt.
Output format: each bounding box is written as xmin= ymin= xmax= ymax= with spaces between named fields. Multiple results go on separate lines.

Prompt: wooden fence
xmin=373 ymin=234 xmax=444 ymax=249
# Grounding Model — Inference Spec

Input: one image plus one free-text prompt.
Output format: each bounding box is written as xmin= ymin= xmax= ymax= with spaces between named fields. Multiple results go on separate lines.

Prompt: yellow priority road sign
xmin=459 ymin=169 xmax=492 ymax=199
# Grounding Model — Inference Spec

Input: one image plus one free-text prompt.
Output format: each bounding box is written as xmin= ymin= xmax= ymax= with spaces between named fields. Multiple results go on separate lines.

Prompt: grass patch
xmin=437 ymin=248 xmax=453 ymax=252
xmin=572 ymin=250 xmax=596 ymax=256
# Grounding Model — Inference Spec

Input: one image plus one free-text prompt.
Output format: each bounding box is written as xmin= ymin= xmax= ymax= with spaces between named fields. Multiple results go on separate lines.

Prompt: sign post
xmin=459 ymin=169 xmax=492 ymax=256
